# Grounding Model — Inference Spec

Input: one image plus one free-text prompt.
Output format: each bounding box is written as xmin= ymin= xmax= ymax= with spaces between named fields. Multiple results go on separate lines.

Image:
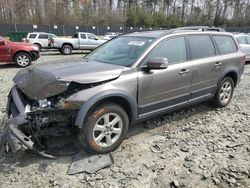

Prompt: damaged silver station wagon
xmin=0 ymin=29 xmax=245 ymax=158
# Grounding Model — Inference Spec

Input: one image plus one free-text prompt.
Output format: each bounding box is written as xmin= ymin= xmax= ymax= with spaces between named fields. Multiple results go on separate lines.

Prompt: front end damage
xmin=0 ymin=60 xmax=124 ymax=158
xmin=0 ymin=86 xmax=79 ymax=158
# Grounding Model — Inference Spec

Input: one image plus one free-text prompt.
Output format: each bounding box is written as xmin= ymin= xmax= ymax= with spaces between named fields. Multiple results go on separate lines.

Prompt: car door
xmin=37 ymin=34 xmax=49 ymax=48
xmin=186 ymin=35 xmax=220 ymax=101
xmin=138 ymin=36 xmax=192 ymax=116
xmin=86 ymin=33 xmax=99 ymax=49
xmin=0 ymin=39 xmax=11 ymax=62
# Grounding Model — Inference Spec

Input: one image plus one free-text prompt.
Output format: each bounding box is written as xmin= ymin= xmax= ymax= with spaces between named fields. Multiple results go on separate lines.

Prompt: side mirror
xmin=0 ymin=40 xmax=5 ymax=45
xmin=145 ymin=57 xmax=168 ymax=70
xmin=94 ymin=37 xmax=99 ymax=40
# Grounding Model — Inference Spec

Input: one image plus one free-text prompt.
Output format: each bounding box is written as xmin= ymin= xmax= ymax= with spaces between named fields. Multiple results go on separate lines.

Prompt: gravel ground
xmin=0 ymin=52 xmax=249 ymax=188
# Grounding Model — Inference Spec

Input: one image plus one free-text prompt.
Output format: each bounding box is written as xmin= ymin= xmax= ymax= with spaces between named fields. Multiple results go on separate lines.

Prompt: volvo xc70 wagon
xmin=0 ymin=29 xmax=245 ymax=157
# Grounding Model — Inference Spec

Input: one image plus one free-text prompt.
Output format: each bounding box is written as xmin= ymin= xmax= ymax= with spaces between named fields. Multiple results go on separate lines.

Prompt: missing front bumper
xmin=0 ymin=86 xmax=56 ymax=159
xmin=0 ymin=115 xmax=56 ymax=159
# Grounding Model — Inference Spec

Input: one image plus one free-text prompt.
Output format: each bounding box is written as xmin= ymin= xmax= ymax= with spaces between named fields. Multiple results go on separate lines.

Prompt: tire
xmin=34 ymin=43 xmax=42 ymax=52
xmin=61 ymin=45 xmax=72 ymax=55
xmin=78 ymin=103 xmax=129 ymax=153
xmin=14 ymin=52 xmax=31 ymax=68
xmin=212 ymin=77 xmax=234 ymax=107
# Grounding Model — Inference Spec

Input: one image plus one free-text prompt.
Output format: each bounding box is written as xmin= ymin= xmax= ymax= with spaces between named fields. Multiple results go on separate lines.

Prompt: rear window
xmin=236 ymin=36 xmax=248 ymax=44
xmin=80 ymin=34 xmax=86 ymax=39
xmin=187 ymin=35 xmax=215 ymax=60
xmin=213 ymin=36 xmax=237 ymax=54
xmin=246 ymin=36 xmax=250 ymax=44
xmin=38 ymin=34 xmax=48 ymax=39
xmin=28 ymin=34 xmax=37 ymax=39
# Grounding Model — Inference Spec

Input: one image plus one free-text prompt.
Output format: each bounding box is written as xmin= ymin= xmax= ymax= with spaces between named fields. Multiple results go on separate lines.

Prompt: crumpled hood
xmin=13 ymin=59 xmax=124 ymax=100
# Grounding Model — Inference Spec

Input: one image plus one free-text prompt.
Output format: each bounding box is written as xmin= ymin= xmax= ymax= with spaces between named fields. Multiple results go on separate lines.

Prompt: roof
xmin=125 ymin=30 xmax=168 ymax=38
xmin=234 ymin=33 xmax=249 ymax=37
xmin=124 ymin=28 xmax=231 ymax=39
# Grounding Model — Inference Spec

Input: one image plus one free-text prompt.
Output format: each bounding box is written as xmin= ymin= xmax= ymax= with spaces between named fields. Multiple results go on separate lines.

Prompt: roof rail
xmin=168 ymin=26 xmax=225 ymax=34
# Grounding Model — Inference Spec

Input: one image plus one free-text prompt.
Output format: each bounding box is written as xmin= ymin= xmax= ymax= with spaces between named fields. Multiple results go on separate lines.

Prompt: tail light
xmin=243 ymin=55 xmax=246 ymax=64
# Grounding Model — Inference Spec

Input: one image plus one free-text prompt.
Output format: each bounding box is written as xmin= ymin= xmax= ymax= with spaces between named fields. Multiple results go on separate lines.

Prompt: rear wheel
xmin=61 ymin=45 xmax=72 ymax=55
xmin=14 ymin=53 xmax=31 ymax=68
xmin=78 ymin=103 xmax=129 ymax=153
xmin=34 ymin=43 xmax=42 ymax=52
xmin=212 ymin=77 xmax=234 ymax=107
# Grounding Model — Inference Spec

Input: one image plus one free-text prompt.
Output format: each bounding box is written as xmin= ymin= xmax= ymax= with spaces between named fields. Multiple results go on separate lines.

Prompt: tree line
xmin=0 ymin=0 xmax=249 ymax=28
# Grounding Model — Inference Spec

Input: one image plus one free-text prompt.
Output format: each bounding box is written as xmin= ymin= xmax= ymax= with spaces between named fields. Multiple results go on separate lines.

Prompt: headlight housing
xmin=32 ymin=45 xmax=39 ymax=51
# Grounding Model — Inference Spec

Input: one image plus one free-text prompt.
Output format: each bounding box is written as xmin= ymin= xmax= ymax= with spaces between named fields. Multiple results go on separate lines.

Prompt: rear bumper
xmin=0 ymin=87 xmax=55 ymax=158
xmin=245 ymin=54 xmax=250 ymax=61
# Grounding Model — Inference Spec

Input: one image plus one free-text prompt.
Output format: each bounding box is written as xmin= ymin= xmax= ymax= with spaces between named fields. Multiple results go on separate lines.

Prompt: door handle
xmin=179 ymin=69 xmax=189 ymax=75
xmin=214 ymin=62 xmax=222 ymax=67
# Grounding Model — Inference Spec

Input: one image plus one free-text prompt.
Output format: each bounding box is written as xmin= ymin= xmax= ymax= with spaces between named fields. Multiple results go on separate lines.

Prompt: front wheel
xmin=14 ymin=53 xmax=31 ymax=68
xmin=78 ymin=103 xmax=129 ymax=153
xmin=212 ymin=77 xmax=234 ymax=107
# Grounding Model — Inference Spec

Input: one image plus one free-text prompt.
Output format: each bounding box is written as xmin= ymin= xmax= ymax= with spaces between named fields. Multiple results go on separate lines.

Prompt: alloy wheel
xmin=16 ymin=55 xmax=30 ymax=67
xmin=92 ymin=113 xmax=123 ymax=147
xmin=219 ymin=81 xmax=233 ymax=105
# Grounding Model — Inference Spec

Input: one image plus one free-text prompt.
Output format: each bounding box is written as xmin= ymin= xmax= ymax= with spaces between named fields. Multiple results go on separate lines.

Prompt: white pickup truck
xmin=51 ymin=32 xmax=106 ymax=55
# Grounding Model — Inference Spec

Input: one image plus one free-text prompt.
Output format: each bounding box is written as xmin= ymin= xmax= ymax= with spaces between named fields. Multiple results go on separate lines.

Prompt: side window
xmin=87 ymin=34 xmax=97 ymax=40
xmin=49 ymin=34 xmax=57 ymax=38
xmin=80 ymin=34 xmax=86 ymax=39
xmin=187 ymin=35 xmax=215 ymax=59
xmin=213 ymin=35 xmax=237 ymax=55
xmin=146 ymin=37 xmax=187 ymax=64
xmin=246 ymin=36 xmax=250 ymax=44
xmin=38 ymin=34 xmax=48 ymax=39
xmin=28 ymin=34 xmax=37 ymax=39
xmin=236 ymin=36 xmax=248 ymax=44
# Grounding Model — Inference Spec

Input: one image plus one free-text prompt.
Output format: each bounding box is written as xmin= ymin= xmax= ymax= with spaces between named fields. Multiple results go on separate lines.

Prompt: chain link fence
xmin=0 ymin=24 xmax=249 ymax=37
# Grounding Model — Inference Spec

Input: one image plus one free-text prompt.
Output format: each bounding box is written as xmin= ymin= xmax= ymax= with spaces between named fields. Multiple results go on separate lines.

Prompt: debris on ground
xmin=68 ymin=152 xmax=113 ymax=175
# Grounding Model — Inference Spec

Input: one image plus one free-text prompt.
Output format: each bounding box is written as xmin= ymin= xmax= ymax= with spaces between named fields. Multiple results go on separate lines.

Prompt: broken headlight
xmin=38 ymin=99 xmax=52 ymax=108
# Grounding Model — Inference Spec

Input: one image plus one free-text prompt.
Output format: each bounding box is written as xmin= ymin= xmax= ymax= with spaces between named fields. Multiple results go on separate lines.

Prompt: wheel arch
xmin=75 ymin=92 xmax=137 ymax=128
xmin=62 ymin=43 xmax=74 ymax=49
xmin=12 ymin=51 xmax=31 ymax=62
xmin=221 ymin=71 xmax=238 ymax=87
xmin=33 ymin=42 xmax=42 ymax=47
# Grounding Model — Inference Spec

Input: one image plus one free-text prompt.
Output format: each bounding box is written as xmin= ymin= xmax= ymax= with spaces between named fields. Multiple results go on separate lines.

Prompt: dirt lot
xmin=0 ymin=52 xmax=249 ymax=188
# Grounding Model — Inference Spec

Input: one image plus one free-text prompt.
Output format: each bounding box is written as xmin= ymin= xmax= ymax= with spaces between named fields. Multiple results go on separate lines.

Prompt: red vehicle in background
xmin=0 ymin=36 xmax=39 ymax=68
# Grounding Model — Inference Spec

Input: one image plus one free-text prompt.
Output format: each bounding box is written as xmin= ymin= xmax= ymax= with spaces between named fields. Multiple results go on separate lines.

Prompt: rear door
xmin=187 ymin=34 xmax=220 ymax=101
xmin=0 ymin=39 xmax=11 ymax=62
xmin=138 ymin=36 xmax=192 ymax=116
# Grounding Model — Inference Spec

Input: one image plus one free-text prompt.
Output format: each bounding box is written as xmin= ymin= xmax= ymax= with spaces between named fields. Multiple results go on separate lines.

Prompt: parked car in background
xmin=0 ymin=36 xmax=39 ymax=67
xmin=0 ymin=29 xmax=245 ymax=157
xmin=234 ymin=34 xmax=250 ymax=62
xmin=103 ymin=34 xmax=117 ymax=40
xmin=51 ymin=32 xmax=106 ymax=55
xmin=24 ymin=32 xmax=58 ymax=51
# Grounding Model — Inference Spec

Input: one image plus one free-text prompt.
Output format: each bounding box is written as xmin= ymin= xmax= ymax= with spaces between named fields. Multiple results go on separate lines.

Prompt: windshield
xmin=86 ymin=36 xmax=155 ymax=67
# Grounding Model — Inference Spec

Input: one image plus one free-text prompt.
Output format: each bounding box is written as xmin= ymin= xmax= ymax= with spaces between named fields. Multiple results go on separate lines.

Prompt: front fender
xmin=74 ymin=90 xmax=137 ymax=128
